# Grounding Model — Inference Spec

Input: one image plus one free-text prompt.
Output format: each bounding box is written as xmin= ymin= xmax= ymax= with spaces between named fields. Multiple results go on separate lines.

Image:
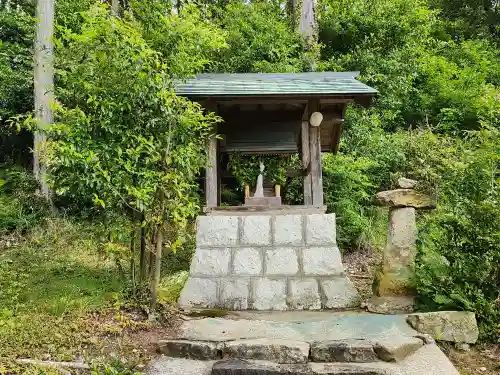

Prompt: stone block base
xmin=179 ymin=213 xmax=360 ymax=310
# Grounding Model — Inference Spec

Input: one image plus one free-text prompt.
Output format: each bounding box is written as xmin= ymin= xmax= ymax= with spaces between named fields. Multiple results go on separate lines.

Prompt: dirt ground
xmin=442 ymin=343 xmax=500 ymax=375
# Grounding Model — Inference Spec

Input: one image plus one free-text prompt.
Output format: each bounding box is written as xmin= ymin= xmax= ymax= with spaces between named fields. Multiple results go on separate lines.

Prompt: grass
xmin=0 ymin=210 xmax=192 ymax=374
xmin=0 ymin=218 xmax=124 ymax=368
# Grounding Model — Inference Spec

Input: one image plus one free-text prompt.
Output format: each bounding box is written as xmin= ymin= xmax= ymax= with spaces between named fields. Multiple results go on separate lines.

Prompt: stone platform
xmin=179 ymin=213 xmax=360 ymax=310
xmin=147 ymin=311 xmax=460 ymax=375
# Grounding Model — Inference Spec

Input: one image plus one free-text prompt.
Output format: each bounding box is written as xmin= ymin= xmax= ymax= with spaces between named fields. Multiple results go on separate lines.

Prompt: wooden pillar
xmin=205 ymin=101 xmax=218 ymax=208
xmin=301 ymin=108 xmax=313 ymax=205
xmin=308 ymin=99 xmax=323 ymax=206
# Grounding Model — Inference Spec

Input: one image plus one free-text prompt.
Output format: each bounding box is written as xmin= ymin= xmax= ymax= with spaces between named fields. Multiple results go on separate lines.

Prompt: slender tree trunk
xmin=299 ymin=0 xmax=317 ymax=43
xmin=150 ymin=226 xmax=163 ymax=312
xmin=34 ymin=0 xmax=54 ymax=199
xmin=148 ymin=226 xmax=155 ymax=281
xmin=287 ymin=0 xmax=299 ymax=28
xmin=111 ymin=0 xmax=120 ymax=16
xmin=130 ymin=220 xmax=137 ymax=295
xmin=139 ymin=217 xmax=147 ymax=283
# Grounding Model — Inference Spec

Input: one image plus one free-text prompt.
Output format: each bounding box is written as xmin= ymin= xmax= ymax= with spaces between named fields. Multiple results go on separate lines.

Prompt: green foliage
xmin=0 ymin=167 xmax=50 ymax=234
xmin=90 ymin=356 xmax=145 ymax=375
xmin=213 ymin=1 xmax=317 ymax=73
xmin=130 ymin=0 xmax=227 ymax=76
xmin=228 ymin=154 xmax=290 ymax=187
xmin=428 ymin=0 xmax=500 ymax=41
xmin=0 ymin=4 xmax=34 ymax=163
xmin=410 ymin=128 xmax=500 ymax=342
xmin=45 ymin=5 xmax=217 ymax=239
xmin=319 ymin=0 xmax=500 ymax=132
xmin=322 ymin=154 xmax=377 ymax=248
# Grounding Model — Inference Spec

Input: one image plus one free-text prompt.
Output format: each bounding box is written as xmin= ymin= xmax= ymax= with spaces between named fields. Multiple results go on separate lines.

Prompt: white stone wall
xmin=179 ymin=213 xmax=360 ymax=310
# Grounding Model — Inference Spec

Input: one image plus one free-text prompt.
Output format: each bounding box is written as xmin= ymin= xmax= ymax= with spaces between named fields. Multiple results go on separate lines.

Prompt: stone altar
xmin=179 ymin=212 xmax=360 ymax=310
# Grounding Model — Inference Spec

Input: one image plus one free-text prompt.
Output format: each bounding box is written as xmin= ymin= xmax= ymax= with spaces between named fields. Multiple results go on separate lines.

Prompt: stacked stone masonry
xmin=179 ymin=213 xmax=360 ymax=310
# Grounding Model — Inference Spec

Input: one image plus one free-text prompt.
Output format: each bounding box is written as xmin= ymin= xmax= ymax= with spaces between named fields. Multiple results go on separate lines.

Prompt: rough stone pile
xmin=368 ymin=178 xmax=435 ymax=314
xmin=179 ymin=213 xmax=360 ymax=310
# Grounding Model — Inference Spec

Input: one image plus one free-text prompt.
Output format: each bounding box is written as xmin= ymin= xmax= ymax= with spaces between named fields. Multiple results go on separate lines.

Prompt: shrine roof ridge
xmin=174 ymin=71 xmax=378 ymax=98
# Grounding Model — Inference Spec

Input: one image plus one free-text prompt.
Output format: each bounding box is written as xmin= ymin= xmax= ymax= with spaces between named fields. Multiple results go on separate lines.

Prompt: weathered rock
xmin=397 ymin=178 xmax=417 ymax=189
xmin=241 ymin=216 xmax=271 ymax=245
xmin=306 ymin=214 xmax=336 ymax=245
xmin=274 ymin=214 xmax=303 ymax=245
xmin=253 ymin=278 xmax=287 ymax=310
xmin=265 ymin=248 xmax=299 ymax=276
xmin=222 ymin=339 xmax=310 ymax=364
xmin=413 ymin=334 xmax=435 ymax=345
xmin=178 ymin=278 xmax=218 ymax=308
xmin=406 ymin=311 xmax=479 ymax=344
xmin=212 ymin=359 xmax=307 ymax=375
xmin=158 ymin=340 xmax=219 ymax=360
xmin=373 ymin=337 xmax=423 ymax=362
xmin=220 ymin=279 xmax=250 ymax=310
xmin=375 ymin=207 xmax=417 ymax=297
xmin=310 ymin=340 xmax=379 ymax=363
xmin=455 ymin=343 xmax=470 ymax=352
xmin=147 ymin=356 xmax=215 ymax=375
xmin=288 ymin=279 xmax=322 ymax=310
xmin=321 ymin=278 xmax=361 ymax=309
xmin=212 ymin=359 xmax=392 ymax=375
xmin=374 ymin=189 xmax=435 ymax=209
xmin=191 ymin=248 xmax=231 ymax=276
xmin=363 ymin=296 xmax=415 ymax=314
xmin=196 ymin=216 xmax=239 ymax=246
xmin=302 ymin=247 xmax=344 ymax=276
xmin=309 ymin=363 xmax=394 ymax=375
xmin=233 ymin=248 xmax=262 ymax=276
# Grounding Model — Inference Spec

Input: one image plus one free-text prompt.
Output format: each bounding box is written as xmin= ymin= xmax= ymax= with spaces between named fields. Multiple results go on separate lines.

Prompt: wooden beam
xmin=308 ymin=99 xmax=323 ymax=206
xmin=205 ymin=100 xmax=218 ymax=208
xmin=301 ymin=108 xmax=312 ymax=205
xmin=191 ymin=95 xmax=369 ymax=105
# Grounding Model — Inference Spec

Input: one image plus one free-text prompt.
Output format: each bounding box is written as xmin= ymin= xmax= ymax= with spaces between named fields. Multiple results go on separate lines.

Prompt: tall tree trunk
xmin=287 ymin=0 xmax=299 ymax=28
xmin=139 ymin=217 xmax=147 ymax=283
xmin=111 ymin=0 xmax=120 ymax=16
xmin=150 ymin=226 xmax=163 ymax=312
xmin=299 ymin=0 xmax=317 ymax=43
xmin=34 ymin=0 xmax=54 ymax=199
xmin=130 ymin=219 xmax=137 ymax=295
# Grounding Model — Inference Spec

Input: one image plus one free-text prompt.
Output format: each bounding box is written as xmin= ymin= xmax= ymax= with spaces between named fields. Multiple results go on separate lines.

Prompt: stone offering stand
xmin=179 ymin=211 xmax=360 ymax=311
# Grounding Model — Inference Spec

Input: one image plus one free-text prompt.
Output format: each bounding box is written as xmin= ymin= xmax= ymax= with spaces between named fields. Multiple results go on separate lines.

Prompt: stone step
xmin=158 ymin=336 xmax=424 ymax=364
xmin=212 ymin=359 xmax=395 ymax=375
xmin=148 ymin=343 xmax=460 ymax=375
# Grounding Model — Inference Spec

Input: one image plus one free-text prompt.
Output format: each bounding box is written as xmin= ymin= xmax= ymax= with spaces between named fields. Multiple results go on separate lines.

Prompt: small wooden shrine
xmin=175 ymin=72 xmax=377 ymax=210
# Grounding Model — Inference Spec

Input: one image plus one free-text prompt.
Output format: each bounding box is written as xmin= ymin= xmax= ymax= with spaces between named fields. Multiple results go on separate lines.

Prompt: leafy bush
xmin=411 ymin=127 xmax=500 ymax=341
xmin=0 ymin=167 xmax=50 ymax=234
xmin=213 ymin=1 xmax=316 ymax=73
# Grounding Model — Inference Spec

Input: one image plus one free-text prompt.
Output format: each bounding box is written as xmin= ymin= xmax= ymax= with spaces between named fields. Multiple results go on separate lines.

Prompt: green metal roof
xmin=174 ymin=72 xmax=377 ymax=97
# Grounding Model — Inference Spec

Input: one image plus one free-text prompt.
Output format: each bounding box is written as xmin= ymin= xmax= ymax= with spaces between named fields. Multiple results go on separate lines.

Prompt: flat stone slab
xmin=374 ymin=189 xmax=435 ymax=209
xmin=158 ymin=340 xmax=219 ymax=360
xmin=310 ymin=339 xmax=379 ymax=363
xmin=398 ymin=344 xmax=459 ymax=375
xmin=178 ymin=312 xmax=418 ymax=342
xmin=406 ymin=311 xmax=479 ymax=344
xmin=373 ymin=337 xmax=423 ymax=362
xmin=363 ymin=297 xmax=415 ymax=315
xmin=222 ymin=339 xmax=310 ymax=364
xmin=212 ymin=359 xmax=393 ymax=375
xmin=146 ymin=344 xmax=459 ymax=375
xmin=146 ymin=356 xmax=215 ymax=375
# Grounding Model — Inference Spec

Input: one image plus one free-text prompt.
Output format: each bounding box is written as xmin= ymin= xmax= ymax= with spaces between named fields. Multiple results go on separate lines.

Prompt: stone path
xmin=179 ymin=311 xmax=418 ymax=342
xmin=146 ymin=311 xmax=460 ymax=375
